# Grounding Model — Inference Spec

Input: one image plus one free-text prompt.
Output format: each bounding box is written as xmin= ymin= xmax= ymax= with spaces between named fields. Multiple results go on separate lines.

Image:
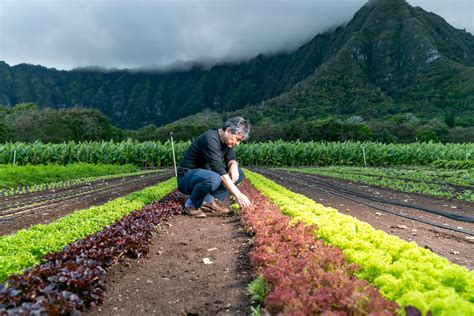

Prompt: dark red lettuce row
xmin=239 ymin=182 xmax=399 ymax=315
xmin=0 ymin=191 xmax=186 ymax=315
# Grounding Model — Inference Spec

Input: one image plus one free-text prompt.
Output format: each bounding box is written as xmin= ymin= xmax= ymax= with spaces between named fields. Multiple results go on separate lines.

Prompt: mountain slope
xmin=225 ymin=0 xmax=474 ymax=126
xmin=0 ymin=32 xmax=333 ymax=129
xmin=0 ymin=0 xmax=473 ymax=131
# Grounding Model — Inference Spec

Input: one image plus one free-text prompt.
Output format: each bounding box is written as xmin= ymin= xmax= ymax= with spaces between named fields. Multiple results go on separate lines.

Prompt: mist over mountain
xmin=0 ymin=0 xmax=473 ymax=143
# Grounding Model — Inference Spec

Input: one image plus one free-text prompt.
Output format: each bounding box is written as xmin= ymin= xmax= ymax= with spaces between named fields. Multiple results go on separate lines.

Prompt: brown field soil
xmin=252 ymin=168 xmax=474 ymax=270
xmin=86 ymin=214 xmax=252 ymax=316
xmin=0 ymin=171 xmax=173 ymax=236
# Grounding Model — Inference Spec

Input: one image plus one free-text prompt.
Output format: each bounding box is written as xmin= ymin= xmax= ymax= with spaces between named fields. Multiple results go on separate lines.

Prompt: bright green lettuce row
xmin=0 ymin=177 xmax=176 ymax=282
xmin=245 ymin=169 xmax=474 ymax=316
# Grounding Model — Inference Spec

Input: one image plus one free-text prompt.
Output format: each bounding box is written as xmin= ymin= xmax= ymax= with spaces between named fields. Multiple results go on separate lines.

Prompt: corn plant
xmin=1 ymin=140 xmax=472 ymax=167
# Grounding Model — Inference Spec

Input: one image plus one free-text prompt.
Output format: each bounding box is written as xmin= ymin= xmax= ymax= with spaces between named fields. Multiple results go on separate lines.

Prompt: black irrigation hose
xmin=253 ymin=169 xmax=474 ymax=237
xmin=297 ymin=176 xmax=474 ymax=236
xmin=273 ymin=169 xmax=474 ymax=223
xmin=317 ymin=169 xmax=474 ymax=191
xmin=295 ymin=171 xmax=474 ymax=223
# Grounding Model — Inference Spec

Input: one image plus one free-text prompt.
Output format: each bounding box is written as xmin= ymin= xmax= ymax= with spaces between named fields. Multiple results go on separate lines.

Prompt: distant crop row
xmin=283 ymin=166 xmax=474 ymax=202
xmin=288 ymin=166 xmax=474 ymax=187
xmin=1 ymin=140 xmax=472 ymax=167
xmin=0 ymin=169 xmax=161 ymax=198
xmin=0 ymin=163 xmax=138 ymax=189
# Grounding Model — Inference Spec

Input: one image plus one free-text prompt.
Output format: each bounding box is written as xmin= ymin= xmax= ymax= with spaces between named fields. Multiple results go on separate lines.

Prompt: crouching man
xmin=177 ymin=117 xmax=252 ymax=218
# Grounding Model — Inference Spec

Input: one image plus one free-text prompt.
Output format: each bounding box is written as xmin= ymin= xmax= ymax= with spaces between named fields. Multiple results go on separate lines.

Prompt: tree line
xmin=0 ymin=104 xmax=471 ymax=144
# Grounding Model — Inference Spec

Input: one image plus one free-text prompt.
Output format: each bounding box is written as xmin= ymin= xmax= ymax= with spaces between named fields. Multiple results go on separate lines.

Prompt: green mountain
xmin=0 ymin=32 xmax=332 ymax=129
xmin=0 ymin=0 xmax=473 ymax=142
xmin=244 ymin=0 xmax=474 ymax=121
xmin=166 ymin=0 xmax=474 ymax=142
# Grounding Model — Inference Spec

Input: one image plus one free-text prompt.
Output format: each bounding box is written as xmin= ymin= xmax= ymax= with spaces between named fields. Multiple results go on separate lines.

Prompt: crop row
xmin=0 ymin=141 xmax=188 ymax=167
xmin=283 ymin=167 xmax=474 ymax=202
xmin=0 ymin=191 xmax=185 ymax=314
xmin=285 ymin=166 xmax=474 ymax=187
xmin=0 ymin=169 xmax=164 ymax=198
xmin=239 ymin=181 xmax=399 ymax=315
xmin=245 ymin=170 xmax=474 ymax=315
xmin=0 ymin=172 xmax=168 ymax=222
xmin=0 ymin=178 xmax=177 ymax=282
xmin=0 ymin=163 xmax=138 ymax=189
xmin=1 ymin=140 xmax=472 ymax=167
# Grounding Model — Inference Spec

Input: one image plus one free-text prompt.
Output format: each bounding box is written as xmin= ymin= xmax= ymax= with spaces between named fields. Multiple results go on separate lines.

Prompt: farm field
xmin=1 ymin=141 xmax=473 ymax=315
xmin=1 ymin=168 xmax=473 ymax=314
xmin=0 ymin=163 xmax=139 ymax=192
xmin=280 ymin=166 xmax=474 ymax=202
xmin=255 ymin=168 xmax=474 ymax=269
xmin=0 ymin=168 xmax=173 ymax=235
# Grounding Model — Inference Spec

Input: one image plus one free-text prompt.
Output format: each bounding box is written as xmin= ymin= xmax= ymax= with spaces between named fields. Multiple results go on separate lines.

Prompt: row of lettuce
xmin=1 ymin=140 xmax=472 ymax=167
xmin=239 ymin=181 xmax=399 ymax=314
xmin=0 ymin=191 xmax=185 ymax=314
xmin=0 ymin=178 xmax=177 ymax=282
xmin=245 ymin=170 xmax=474 ymax=315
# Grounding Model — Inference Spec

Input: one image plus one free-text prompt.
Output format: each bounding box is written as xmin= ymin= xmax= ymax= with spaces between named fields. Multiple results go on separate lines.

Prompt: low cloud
xmin=0 ymin=0 xmax=472 ymax=71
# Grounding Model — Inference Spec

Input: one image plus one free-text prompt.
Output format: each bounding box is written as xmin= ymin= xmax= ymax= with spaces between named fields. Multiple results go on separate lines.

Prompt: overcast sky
xmin=0 ymin=0 xmax=472 ymax=71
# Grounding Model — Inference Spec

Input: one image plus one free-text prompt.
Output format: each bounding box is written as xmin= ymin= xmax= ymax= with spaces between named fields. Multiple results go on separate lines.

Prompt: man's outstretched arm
xmin=220 ymin=173 xmax=251 ymax=207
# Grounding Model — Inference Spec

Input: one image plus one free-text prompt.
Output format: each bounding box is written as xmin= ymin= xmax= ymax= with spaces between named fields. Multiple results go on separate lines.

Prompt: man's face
xmin=224 ymin=129 xmax=246 ymax=148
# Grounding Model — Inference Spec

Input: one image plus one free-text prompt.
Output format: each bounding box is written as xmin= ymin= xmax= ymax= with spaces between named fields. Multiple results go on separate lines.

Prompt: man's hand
xmin=220 ymin=173 xmax=251 ymax=208
xmin=228 ymin=164 xmax=239 ymax=183
xmin=236 ymin=193 xmax=252 ymax=208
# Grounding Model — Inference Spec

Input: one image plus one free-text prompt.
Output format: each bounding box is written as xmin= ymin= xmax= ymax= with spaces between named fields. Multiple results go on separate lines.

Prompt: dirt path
xmin=87 ymin=214 xmax=252 ymax=315
xmin=254 ymin=168 xmax=474 ymax=270
xmin=0 ymin=172 xmax=173 ymax=236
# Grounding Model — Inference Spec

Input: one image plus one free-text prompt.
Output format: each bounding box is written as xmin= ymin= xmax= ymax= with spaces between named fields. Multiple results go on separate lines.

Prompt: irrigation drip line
xmin=275 ymin=170 xmax=474 ymax=223
xmin=293 ymin=171 xmax=474 ymax=223
xmin=300 ymin=177 xmax=474 ymax=236
xmin=313 ymin=170 xmax=474 ymax=191
xmin=253 ymin=169 xmax=474 ymax=237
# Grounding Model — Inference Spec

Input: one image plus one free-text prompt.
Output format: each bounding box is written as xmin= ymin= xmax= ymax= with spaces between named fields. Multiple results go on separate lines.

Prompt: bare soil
xmin=254 ymin=168 xmax=474 ymax=270
xmin=0 ymin=172 xmax=173 ymax=236
xmin=87 ymin=214 xmax=252 ymax=316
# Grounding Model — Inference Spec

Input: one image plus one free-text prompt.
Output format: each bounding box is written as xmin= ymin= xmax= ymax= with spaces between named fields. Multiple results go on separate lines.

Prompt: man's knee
xmin=208 ymin=172 xmax=222 ymax=190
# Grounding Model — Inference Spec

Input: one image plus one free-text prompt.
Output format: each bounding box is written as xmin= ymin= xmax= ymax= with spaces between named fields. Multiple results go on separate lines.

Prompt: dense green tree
xmin=0 ymin=103 xmax=122 ymax=143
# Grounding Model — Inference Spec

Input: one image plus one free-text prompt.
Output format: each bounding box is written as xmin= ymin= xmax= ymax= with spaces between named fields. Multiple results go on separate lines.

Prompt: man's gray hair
xmin=224 ymin=116 xmax=250 ymax=140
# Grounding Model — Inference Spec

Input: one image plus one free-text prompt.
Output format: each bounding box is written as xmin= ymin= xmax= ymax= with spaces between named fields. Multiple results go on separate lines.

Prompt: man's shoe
xmin=183 ymin=205 xmax=206 ymax=218
xmin=201 ymin=199 xmax=231 ymax=214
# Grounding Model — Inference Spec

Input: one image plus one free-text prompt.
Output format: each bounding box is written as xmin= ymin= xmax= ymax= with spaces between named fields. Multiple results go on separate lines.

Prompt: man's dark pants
xmin=177 ymin=168 xmax=245 ymax=208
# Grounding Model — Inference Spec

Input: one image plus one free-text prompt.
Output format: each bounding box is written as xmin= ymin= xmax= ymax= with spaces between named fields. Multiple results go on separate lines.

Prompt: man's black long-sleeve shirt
xmin=178 ymin=129 xmax=236 ymax=176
